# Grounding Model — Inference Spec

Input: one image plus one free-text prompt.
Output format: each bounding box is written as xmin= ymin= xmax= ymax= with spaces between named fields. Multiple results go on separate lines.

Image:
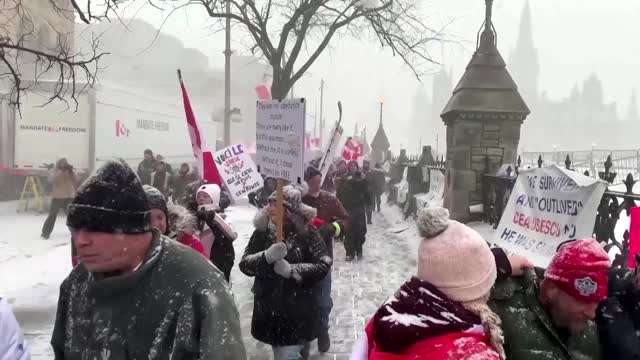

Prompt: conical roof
xmin=371 ymin=122 xmax=390 ymax=150
xmin=441 ymin=0 xmax=529 ymax=122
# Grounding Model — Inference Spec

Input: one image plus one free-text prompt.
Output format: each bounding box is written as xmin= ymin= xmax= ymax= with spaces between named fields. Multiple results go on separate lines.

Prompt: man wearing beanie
xmin=302 ymin=165 xmax=350 ymax=353
xmin=490 ymin=238 xmax=609 ymax=360
xmin=137 ymin=149 xmax=156 ymax=186
xmin=51 ymin=159 xmax=246 ymax=359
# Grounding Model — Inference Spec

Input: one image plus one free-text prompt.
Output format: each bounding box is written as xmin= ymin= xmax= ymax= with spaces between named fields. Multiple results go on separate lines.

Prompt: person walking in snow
xmin=137 ymin=149 xmax=156 ymax=186
xmin=196 ymin=184 xmax=238 ymax=283
xmin=171 ymin=163 xmax=197 ymax=204
xmin=0 ymin=296 xmax=31 ymax=360
xmin=371 ymin=163 xmax=386 ymax=212
xmin=150 ymin=160 xmax=172 ymax=197
xmin=596 ymin=254 xmax=640 ymax=360
xmin=337 ymin=160 xmax=371 ymax=261
xmin=302 ymin=166 xmax=350 ymax=353
xmin=41 ymin=158 xmax=77 ymax=239
xmin=240 ymin=183 xmax=332 ymax=360
xmin=51 ymin=159 xmax=245 ymax=359
xmin=362 ymin=160 xmax=376 ymax=225
xmin=144 ymin=185 xmax=206 ymax=256
xmin=351 ymin=207 xmax=505 ymax=360
xmin=489 ymin=238 xmax=608 ymax=360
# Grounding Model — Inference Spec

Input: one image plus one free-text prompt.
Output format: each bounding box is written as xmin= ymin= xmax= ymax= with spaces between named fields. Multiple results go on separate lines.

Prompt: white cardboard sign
xmin=213 ymin=144 xmax=263 ymax=200
xmin=415 ymin=168 xmax=445 ymax=209
xmin=493 ymin=165 xmax=607 ymax=268
xmin=256 ymin=99 xmax=306 ymax=183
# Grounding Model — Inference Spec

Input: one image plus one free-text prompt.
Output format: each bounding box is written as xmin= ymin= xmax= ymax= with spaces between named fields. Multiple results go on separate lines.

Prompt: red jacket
xmin=177 ymin=232 xmax=206 ymax=257
xmin=365 ymin=320 xmax=499 ymax=360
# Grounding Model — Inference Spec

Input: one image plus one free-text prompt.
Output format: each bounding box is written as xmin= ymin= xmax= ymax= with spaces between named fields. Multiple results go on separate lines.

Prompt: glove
xmin=264 ymin=242 xmax=288 ymax=264
xmin=274 ymin=259 xmax=292 ymax=278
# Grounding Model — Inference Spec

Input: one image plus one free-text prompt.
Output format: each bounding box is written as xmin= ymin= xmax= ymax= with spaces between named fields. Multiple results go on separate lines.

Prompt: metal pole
xmin=319 ymin=79 xmax=324 ymax=147
xmin=223 ymin=0 xmax=232 ymax=147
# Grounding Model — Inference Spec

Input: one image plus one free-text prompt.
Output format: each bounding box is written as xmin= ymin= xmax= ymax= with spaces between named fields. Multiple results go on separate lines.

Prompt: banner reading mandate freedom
xmin=493 ymin=165 xmax=607 ymax=268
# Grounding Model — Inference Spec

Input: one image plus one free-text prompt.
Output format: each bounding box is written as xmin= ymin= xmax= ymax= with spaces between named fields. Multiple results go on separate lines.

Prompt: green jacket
xmin=489 ymin=269 xmax=602 ymax=360
xmin=51 ymin=230 xmax=246 ymax=359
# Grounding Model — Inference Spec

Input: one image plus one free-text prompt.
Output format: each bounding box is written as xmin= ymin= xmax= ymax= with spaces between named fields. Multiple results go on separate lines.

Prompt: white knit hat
xmin=416 ymin=207 xmax=497 ymax=302
xmin=196 ymin=184 xmax=221 ymax=207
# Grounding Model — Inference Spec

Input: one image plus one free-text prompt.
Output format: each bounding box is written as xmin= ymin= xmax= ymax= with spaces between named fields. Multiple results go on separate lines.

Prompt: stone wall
xmin=445 ymin=118 xmax=521 ymax=221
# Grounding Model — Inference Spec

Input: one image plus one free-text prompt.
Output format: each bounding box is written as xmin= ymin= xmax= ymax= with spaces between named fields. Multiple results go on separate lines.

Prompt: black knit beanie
xmin=67 ymin=159 xmax=151 ymax=234
xmin=143 ymin=185 xmax=169 ymax=234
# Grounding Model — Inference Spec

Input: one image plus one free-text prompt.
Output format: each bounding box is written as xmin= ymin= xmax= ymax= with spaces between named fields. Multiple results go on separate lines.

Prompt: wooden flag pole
xmin=275 ymin=178 xmax=284 ymax=242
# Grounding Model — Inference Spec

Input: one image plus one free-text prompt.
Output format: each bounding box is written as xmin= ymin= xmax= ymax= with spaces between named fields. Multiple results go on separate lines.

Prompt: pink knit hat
xmin=416 ymin=207 xmax=497 ymax=302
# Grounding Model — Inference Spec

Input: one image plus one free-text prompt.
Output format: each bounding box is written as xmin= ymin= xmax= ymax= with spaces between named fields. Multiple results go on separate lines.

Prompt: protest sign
xmin=213 ymin=144 xmax=263 ymax=200
xmin=493 ymin=165 xmax=607 ymax=268
xmin=256 ymin=99 xmax=306 ymax=183
xmin=628 ymin=207 xmax=640 ymax=268
xmin=318 ymin=122 xmax=344 ymax=184
xmin=415 ymin=169 xmax=445 ymax=209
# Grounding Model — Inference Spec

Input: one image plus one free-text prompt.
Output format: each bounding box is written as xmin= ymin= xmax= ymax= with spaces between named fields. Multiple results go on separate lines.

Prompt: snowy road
xmin=1 ymin=200 xmax=420 ymax=359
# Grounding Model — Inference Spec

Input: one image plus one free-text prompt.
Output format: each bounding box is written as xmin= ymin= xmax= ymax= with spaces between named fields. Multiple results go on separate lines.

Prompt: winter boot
xmin=318 ymin=331 xmax=331 ymax=353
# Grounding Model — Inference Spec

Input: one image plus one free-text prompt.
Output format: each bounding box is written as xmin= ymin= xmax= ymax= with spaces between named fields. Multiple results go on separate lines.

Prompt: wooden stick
xmin=276 ymin=178 xmax=284 ymax=242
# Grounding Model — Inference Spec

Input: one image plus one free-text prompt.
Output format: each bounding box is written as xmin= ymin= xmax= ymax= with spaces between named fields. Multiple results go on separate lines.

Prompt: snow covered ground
xmin=1 ymin=191 xmax=633 ymax=358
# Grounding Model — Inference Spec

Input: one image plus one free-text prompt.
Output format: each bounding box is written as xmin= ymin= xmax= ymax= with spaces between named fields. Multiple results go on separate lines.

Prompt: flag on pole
xmin=255 ymin=84 xmax=272 ymax=100
xmin=178 ymin=70 xmax=222 ymax=186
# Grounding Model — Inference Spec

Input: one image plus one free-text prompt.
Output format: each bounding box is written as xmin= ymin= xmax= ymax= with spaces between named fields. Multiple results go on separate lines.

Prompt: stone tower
xmin=440 ymin=0 xmax=530 ymax=221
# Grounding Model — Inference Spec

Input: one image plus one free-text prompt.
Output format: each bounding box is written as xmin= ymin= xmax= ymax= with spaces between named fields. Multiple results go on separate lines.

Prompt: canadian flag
xmin=342 ymin=137 xmax=363 ymax=161
xmin=178 ymin=70 xmax=222 ymax=186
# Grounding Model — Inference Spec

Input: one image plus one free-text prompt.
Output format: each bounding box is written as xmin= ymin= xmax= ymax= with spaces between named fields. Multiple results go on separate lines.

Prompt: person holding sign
xmin=239 ymin=183 xmax=331 ymax=360
xmin=489 ymin=239 xmax=609 ymax=360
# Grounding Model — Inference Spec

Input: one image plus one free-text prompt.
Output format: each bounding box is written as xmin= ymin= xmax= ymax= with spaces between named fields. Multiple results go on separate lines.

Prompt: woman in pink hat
xmin=351 ymin=207 xmax=506 ymax=360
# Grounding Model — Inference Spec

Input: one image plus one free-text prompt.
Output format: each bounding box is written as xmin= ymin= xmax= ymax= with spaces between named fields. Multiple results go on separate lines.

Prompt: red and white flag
xmin=178 ymin=70 xmax=222 ymax=186
xmin=342 ymin=136 xmax=363 ymax=161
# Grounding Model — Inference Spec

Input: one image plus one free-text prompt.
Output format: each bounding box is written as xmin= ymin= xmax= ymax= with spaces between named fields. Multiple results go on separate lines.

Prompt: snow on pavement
xmin=2 ymin=194 xmax=631 ymax=359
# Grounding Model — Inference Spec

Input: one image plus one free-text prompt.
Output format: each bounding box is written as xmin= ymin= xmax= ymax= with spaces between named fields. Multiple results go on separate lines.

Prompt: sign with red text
xmin=493 ymin=165 xmax=607 ymax=268
xmin=213 ymin=144 xmax=263 ymax=199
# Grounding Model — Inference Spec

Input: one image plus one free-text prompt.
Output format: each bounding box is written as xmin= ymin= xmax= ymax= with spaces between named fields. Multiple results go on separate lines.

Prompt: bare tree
xmin=0 ymin=0 xmax=107 ymax=111
xmin=70 ymin=0 xmax=448 ymax=99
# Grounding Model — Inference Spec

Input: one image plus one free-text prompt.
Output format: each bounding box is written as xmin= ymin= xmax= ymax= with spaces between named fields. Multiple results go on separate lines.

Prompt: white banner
xmin=256 ymin=99 xmax=306 ymax=183
xmin=493 ymin=165 xmax=607 ymax=268
xmin=318 ymin=122 xmax=344 ymax=184
xmin=415 ymin=169 xmax=445 ymax=209
xmin=213 ymin=144 xmax=263 ymax=200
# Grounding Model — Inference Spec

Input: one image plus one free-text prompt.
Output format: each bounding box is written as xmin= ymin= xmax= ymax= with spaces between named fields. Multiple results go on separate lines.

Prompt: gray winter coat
xmin=51 ymin=230 xmax=246 ymax=359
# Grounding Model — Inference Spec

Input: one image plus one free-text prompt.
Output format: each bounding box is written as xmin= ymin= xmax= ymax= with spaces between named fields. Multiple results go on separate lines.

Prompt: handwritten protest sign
xmin=256 ymin=99 xmax=306 ymax=183
xmin=493 ymin=165 xmax=607 ymax=268
xmin=628 ymin=207 xmax=640 ymax=268
xmin=213 ymin=144 xmax=263 ymax=200
xmin=415 ymin=168 xmax=445 ymax=209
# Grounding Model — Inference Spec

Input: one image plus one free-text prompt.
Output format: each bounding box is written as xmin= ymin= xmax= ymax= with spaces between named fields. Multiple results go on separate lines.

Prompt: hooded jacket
xmin=239 ymin=208 xmax=332 ymax=346
xmin=51 ymin=230 xmax=246 ymax=360
xmin=0 ymin=297 xmax=30 ymax=360
xmin=167 ymin=204 xmax=206 ymax=256
xmin=352 ymin=277 xmax=500 ymax=360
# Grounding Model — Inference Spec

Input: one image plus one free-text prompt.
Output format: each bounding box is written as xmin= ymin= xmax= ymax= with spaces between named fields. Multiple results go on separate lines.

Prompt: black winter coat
xmin=239 ymin=210 xmax=332 ymax=346
xmin=337 ymin=174 xmax=370 ymax=236
xmin=52 ymin=231 xmax=246 ymax=359
xmin=596 ymin=267 xmax=640 ymax=360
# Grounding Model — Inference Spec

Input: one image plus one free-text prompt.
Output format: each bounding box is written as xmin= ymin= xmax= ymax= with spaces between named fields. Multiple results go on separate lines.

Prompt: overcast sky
xmin=116 ymin=0 xmax=640 ymax=152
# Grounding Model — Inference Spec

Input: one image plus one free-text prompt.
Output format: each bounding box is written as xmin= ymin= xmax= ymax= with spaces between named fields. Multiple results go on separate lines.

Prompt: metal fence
xmin=521 ymin=149 xmax=640 ymax=185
